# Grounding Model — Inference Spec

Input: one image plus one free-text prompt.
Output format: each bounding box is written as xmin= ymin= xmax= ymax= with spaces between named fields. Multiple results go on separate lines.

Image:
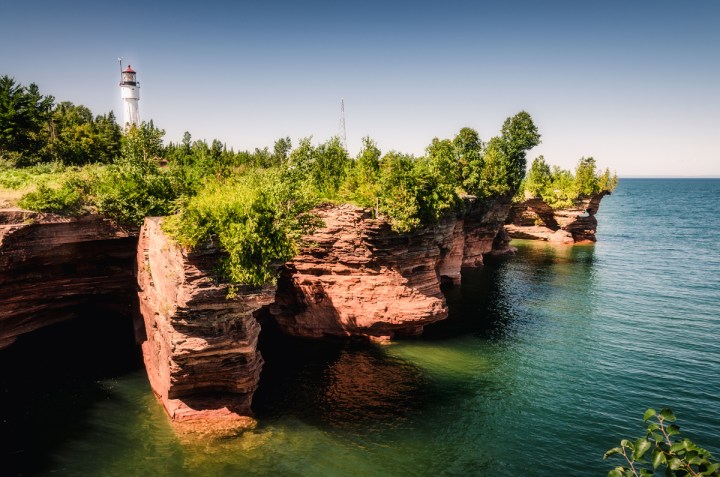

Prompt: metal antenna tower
xmin=339 ymin=98 xmax=347 ymax=150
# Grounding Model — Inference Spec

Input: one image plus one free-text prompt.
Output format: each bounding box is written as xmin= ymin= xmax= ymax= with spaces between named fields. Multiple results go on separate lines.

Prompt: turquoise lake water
xmin=2 ymin=178 xmax=719 ymax=476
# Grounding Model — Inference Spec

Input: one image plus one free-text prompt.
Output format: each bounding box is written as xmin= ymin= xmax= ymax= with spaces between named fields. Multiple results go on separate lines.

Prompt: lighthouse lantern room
xmin=119 ymin=64 xmax=140 ymax=128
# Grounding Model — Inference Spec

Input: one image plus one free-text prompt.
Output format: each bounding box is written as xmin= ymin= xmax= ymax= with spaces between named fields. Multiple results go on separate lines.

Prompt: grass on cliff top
xmin=0 ymin=160 xmax=79 ymax=209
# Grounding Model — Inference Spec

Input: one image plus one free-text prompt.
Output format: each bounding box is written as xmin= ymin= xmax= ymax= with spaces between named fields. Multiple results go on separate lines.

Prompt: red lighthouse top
xmin=120 ymin=65 xmax=137 ymax=86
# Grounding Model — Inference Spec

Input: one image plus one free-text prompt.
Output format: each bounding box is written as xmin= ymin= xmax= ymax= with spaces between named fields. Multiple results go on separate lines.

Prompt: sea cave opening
xmin=0 ymin=305 xmax=143 ymax=475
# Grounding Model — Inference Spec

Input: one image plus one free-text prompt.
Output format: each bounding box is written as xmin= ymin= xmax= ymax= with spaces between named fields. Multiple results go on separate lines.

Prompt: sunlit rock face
xmin=136 ymin=217 xmax=274 ymax=435
xmin=271 ymin=199 xmax=514 ymax=340
xmin=0 ymin=209 xmax=137 ymax=350
xmin=505 ymin=192 xmax=609 ymax=243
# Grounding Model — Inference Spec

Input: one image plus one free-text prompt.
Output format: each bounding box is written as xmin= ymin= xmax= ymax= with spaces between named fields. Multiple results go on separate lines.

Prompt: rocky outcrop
xmin=136 ymin=217 xmax=274 ymax=435
xmin=2 ymin=196 xmax=516 ymax=434
xmin=271 ymin=198 xmax=514 ymax=340
xmin=505 ymin=192 xmax=608 ymax=243
xmin=0 ymin=209 xmax=137 ymax=350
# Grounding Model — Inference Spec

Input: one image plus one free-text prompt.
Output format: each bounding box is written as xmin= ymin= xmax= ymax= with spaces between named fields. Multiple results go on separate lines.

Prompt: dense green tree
xmin=524 ymin=155 xmax=552 ymax=198
xmin=426 ymin=137 xmax=461 ymax=186
xmin=377 ymin=151 xmax=419 ymax=232
xmin=356 ymin=136 xmax=381 ymax=175
xmin=598 ymin=166 xmax=618 ymax=192
xmin=313 ymin=136 xmax=349 ymax=197
xmin=453 ymin=127 xmax=484 ymax=195
xmin=479 ymin=140 xmax=511 ymax=196
xmin=45 ymin=102 xmax=121 ymax=164
xmin=0 ymin=76 xmax=54 ymax=161
xmin=496 ymin=111 xmax=541 ymax=192
xmin=272 ymin=136 xmax=292 ymax=166
xmin=574 ymin=156 xmax=599 ymax=196
xmin=341 ymin=136 xmax=382 ymax=209
xmin=121 ymin=121 xmax=165 ymax=168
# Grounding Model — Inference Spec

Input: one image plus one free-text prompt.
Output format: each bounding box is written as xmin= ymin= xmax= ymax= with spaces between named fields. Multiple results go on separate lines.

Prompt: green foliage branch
xmin=604 ymin=408 xmax=719 ymax=477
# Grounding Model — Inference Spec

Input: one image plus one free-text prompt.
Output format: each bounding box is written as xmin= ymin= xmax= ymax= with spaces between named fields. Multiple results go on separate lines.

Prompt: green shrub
xmin=93 ymin=158 xmax=177 ymax=226
xmin=163 ymin=168 xmax=319 ymax=286
xmin=18 ymin=182 xmax=83 ymax=215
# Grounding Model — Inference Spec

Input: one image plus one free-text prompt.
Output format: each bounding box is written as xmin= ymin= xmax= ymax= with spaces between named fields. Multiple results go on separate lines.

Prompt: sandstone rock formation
xmin=2 ymin=197 xmax=516 ymax=434
xmin=271 ymin=198 xmax=514 ymax=340
xmin=505 ymin=192 xmax=608 ymax=243
xmin=136 ymin=217 xmax=274 ymax=435
xmin=0 ymin=209 xmax=137 ymax=350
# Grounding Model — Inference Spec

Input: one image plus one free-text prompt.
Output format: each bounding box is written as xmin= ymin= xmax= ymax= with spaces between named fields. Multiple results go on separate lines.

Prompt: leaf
xmin=669 ymin=441 xmax=686 ymax=453
xmin=666 ymin=424 xmax=681 ymax=436
xmin=653 ymin=449 xmax=667 ymax=469
xmin=639 ymin=470 xmax=654 ymax=477
xmin=634 ymin=438 xmax=653 ymax=460
xmin=644 ymin=408 xmax=657 ymax=421
xmin=605 ymin=448 xmax=623 ymax=459
xmin=608 ymin=468 xmax=625 ymax=477
xmin=621 ymin=439 xmax=635 ymax=450
xmin=668 ymin=457 xmax=683 ymax=470
xmin=651 ymin=432 xmax=664 ymax=443
xmin=659 ymin=408 xmax=677 ymax=422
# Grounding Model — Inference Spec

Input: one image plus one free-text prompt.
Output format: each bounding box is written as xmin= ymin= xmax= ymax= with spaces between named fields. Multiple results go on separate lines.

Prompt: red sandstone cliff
xmin=136 ymin=217 xmax=274 ymax=435
xmin=505 ymin=192 xmax=608 ymax=243
xmin=0 ymin=209 xmax=137 ymax=350
xmin=271 ymin=198 xmax=513 ymax=340
xmin=2 ymin=197 xmax=514 ymax=434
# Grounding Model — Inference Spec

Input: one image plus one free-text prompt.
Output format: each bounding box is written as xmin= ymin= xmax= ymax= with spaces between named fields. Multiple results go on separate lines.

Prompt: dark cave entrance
xmin=0 ymin=306 xmax=144 ymax=476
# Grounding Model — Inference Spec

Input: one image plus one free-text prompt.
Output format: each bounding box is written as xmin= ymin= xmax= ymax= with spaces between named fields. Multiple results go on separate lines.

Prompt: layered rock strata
xmin=136 ymin=217 xmax=274 ymax=434
xmin=271 ymin=199 xmax=514 ymax=339
xmin=0 ymin=209 xmax=137 ymax=350
xmin=505 ymin=192 xmax=608 ymax=243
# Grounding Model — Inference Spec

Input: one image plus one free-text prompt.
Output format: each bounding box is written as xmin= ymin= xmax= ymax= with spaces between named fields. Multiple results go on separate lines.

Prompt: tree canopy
xmin=0 ymin=76 xmax=121 ymax=166
xmin=522 ymin=155 xmax=618 ymax=208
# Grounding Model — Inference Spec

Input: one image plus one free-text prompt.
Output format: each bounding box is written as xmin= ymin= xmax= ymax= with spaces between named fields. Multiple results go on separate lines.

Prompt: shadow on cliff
xmin=0 ymin=307 xmax=143 ymax=476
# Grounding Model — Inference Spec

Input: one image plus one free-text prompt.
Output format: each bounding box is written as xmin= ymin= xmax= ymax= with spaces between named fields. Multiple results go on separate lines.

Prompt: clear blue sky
xmin=1 ymin=0 xmax=718 ymax=176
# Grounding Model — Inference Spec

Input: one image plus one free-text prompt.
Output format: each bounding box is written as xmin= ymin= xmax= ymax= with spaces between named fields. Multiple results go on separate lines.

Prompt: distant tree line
xmin=0 ymin=76 xmax=121 ymax=166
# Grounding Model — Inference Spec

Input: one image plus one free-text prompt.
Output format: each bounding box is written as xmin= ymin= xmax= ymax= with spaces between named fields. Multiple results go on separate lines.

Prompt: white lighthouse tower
xmin=119 ymin=64 xmax=140 ymax=128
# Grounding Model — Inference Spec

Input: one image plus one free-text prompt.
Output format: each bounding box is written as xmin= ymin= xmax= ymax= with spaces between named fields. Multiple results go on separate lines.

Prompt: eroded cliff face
xmin=0 ymin=209 xmax=137 ymax=350
xmin=2 ymin=197 xmax=514 ymax=434
xmin=505 ymin=192 xmax=608 ymax=243
xmin=271 ymin=198 xmax=513 ymax=340
xmin=136 ymin=217 xmax=274 ymax=435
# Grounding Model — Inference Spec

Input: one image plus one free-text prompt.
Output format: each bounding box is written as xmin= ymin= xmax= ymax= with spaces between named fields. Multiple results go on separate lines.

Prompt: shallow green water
xmin=2 ymin=179 xmax=719 ymax=476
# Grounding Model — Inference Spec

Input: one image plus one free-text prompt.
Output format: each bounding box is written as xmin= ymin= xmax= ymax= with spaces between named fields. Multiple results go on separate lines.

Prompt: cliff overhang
xmin=504 ymin=192 xmax=609 ymax=243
